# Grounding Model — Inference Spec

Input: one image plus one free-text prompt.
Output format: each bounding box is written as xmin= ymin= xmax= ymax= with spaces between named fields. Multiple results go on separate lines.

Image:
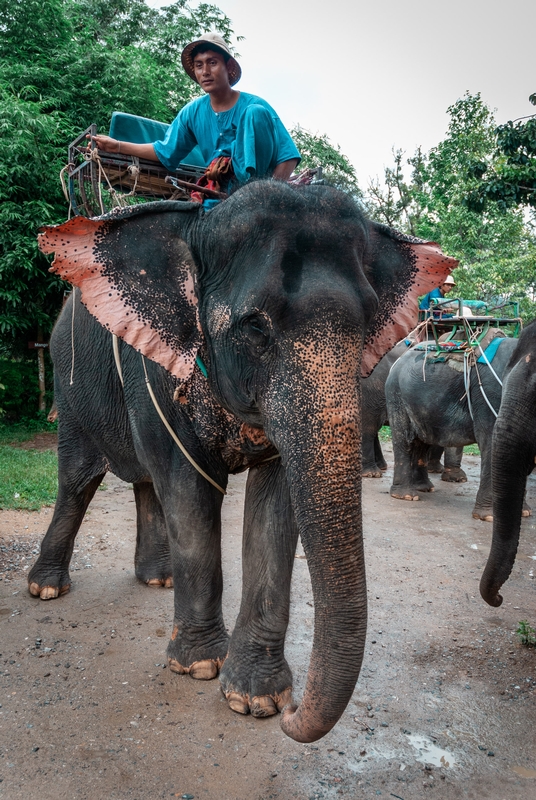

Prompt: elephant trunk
xmin=263 ymin=333 xmax=367 ymax=742
xmin=480 ymin=365 xmax=536 ymax=606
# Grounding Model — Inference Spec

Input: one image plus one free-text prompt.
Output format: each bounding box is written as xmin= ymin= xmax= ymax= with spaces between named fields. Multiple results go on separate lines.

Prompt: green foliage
xmin=290 ymin=126 xmax=362 ymax=198
xmin=516 ymin=620 xmax=536 ymax=647
xmin=463 ymin=444 xmax=480 ymax=456
xmin=467 ymin=93 xmax=536 ymax=212
xmin=0 ymin=0 xmax=236 ymax=355
xmin=366 ymin=93 xmax=536 ymax=321
xmin=0 ymin=445 xmax=58 ymax=510
xmin=0 ymin=416 xmax=58 ymax=445
xmin=0 ymin=358 xmax=45 ymax=419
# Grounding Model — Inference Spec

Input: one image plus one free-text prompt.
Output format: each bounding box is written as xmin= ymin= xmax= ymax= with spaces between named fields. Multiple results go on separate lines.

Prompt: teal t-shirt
xmin=153 ymin=92 xmax=300 ymax=174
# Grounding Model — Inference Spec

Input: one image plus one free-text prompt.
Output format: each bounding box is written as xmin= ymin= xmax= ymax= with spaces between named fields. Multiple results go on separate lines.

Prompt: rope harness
xmin=111 ymin=334 xmax=226 ymax=495
xmin=408 ymin=317 xmax=506 ymax=419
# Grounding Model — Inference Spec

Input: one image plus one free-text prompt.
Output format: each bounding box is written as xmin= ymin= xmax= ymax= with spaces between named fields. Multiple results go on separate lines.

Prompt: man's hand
xmin=86 ymin=134 xmax=120 ymax=153
xmin=86 ymin=135 xmax=159 ymax=162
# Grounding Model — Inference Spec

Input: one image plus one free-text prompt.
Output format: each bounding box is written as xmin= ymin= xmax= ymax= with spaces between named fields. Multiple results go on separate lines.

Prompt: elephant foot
xmin=441 ymin=467 xmax=467 ymax=483
xmin=166 ymin=623 xmax=229 ymax=681
xmin=28 ymin=581 xmax=71 ymax=600
xmin=219 ymin=637 xmax=294 ymax=719
xmin=222 ymin=686 xmax=293 ymax=718
xmin=390 ymin=485 xmax=421 ymax=501
xmin=145 ymin=576 xmax=174 ymax=588
xmin=168 ymin=657 xmax=224 ymax=680
xmin=427 ymin=460 xmax=444 ymax=474
xmin=135 ymin=559 xmax=173 ymax=588
xmin=362 ymin=466 xmax=383 ymax=478
xmin=28 ymin=561 xmax=71 ymax=600
xmin=472 ymin=506 xmax=493 ymax=522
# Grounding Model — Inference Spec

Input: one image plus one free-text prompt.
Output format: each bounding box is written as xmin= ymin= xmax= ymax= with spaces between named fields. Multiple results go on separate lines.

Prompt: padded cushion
xmin=108 ymin=112 xmax=205 ymax=168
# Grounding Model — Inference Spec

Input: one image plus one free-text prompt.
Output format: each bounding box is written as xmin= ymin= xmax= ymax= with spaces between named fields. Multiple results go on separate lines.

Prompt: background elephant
xmin=385 ymin=332 xmax=519 ymax=519
xmin=361 ymin=339 xmax=410 ymax=476
xmin=362 ymin=336 xmax=466 ymax=480
xmin=33 ymin=181 xmax=455 ymax=742
xmin=480 ymin=320 xmax=536 ymax=606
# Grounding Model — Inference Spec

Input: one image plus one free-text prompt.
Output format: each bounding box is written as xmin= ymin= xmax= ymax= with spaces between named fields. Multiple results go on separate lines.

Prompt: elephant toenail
xmin=226 ymin=691 xmax=250 ymax=715
xmin=189 ymin=660 xmax=218 ymax=680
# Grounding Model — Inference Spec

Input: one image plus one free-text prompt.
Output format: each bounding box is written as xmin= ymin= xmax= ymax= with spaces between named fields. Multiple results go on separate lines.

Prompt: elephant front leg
xmin=161 ymin=466 xmax=229 ymax=680
xmin=133 ymin=481 xmax=173 ymax=588
xmin=219 ymin=459 xmax=299 ymax=718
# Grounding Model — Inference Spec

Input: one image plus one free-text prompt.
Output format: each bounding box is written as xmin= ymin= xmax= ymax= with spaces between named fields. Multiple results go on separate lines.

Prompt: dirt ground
xmin=1 ymin=435 xmax=535 ymax=800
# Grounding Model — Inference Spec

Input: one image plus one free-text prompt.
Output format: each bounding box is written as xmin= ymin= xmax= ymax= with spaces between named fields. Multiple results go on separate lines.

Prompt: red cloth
xmin=191 ymin=156 xmax=233 ymax=204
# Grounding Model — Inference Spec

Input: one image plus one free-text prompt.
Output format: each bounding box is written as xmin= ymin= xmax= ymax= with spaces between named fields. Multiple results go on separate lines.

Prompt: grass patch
xmin=0 ymin=446 xmax=58 ymax=510
xmin=378 ymin=425 xmax=391 ymax=442
xmin=463 ymin=444 xmax=480 ymax=456
xmin=0 ymin=417 xmax=57 ymax=445
xmin=516 ymin=620 xmax=536 ymax=647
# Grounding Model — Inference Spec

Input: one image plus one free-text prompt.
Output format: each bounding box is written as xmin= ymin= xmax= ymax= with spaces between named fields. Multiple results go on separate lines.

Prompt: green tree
xmin=290 ymin=126 xmax=362 ymax=198
xmin=366 ymin=93 xmax=536 ymax=319
xmin=467 ymin=94 xmax=536 ymax=212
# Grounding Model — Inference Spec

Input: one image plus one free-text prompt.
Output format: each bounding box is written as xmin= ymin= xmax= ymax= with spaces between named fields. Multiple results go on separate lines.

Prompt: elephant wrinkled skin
xmin=480 ymin=319 xmax=536 ymax=606
xmin=33 ymin=181 xmax=455 ymax=742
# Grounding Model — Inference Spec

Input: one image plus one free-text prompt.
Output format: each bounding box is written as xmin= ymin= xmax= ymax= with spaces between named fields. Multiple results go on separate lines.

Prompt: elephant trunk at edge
xmin=480 ymin=320 xmax=536 ymax=606
xmin=35 ymin=181 xmax=456 ymax=742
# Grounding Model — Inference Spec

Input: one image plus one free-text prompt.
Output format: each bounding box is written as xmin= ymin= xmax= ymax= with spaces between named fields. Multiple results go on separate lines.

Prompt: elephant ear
xmin=361 ymin=222 xmax=458 ymax=377
xmin=38 ymin=202 xmax=203 ymax=381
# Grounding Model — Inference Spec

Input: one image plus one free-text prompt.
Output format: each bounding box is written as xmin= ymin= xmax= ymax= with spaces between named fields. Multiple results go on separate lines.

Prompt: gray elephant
xmin=361 ymin=339 xmax=410 ymax=476
xmin=480 ymin=320 xmax=536 ymax=606
xmin=362 ymin=335 xmax=466 ymax=480
xmin=385 ymin=331 xmax=520 ymax=519
xmin=32 ymin=181 xmax=455 ymax=742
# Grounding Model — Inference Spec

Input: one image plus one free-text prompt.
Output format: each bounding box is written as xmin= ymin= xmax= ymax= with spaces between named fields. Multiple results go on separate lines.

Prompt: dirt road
xmin=1 ymin=439 xmax=535 ymax=799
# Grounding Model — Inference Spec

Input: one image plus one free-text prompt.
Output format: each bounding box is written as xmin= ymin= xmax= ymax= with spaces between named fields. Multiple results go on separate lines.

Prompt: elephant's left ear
xmin=361 ymin=221 xmax=458 ymax=377
xmin=38 ymin=203 xmax=203 ymax=381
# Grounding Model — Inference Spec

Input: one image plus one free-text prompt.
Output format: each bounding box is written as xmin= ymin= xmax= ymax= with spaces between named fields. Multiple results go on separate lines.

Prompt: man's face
xmin=193 ymin=50 xmax=231 ymax=94
xmin=442 ymin=282 xmax=455 ymax=296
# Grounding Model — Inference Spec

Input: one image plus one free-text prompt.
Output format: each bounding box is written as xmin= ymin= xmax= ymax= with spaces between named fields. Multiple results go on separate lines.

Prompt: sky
xmin=146 ymin=0 xmax=535 ymax=188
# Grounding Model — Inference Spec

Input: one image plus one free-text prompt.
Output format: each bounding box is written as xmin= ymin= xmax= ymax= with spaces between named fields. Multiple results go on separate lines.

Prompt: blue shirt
xmin=153 ymin=92 xmax=300 ymax=173
xmin=419 ymin=287 xmax=443 ymax=310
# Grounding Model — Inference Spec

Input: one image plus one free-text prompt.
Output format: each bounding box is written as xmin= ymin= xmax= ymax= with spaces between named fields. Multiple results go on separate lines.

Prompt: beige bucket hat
xmin=443 ymin=275 xmax=456 ymax=285
xmin=181 ymin=32 xmax=241 ymax=86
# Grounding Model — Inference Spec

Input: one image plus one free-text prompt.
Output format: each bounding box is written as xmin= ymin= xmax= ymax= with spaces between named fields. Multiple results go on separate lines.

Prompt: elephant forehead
xmin=204 ymin=299 xmax=233 ymax=335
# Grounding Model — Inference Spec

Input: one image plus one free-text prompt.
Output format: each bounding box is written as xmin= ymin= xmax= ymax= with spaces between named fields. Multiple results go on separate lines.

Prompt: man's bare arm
xmin=272 ymin=158 xmax=300 ymax=181
xmin=87 ymin=135 xmax=159 ymax=162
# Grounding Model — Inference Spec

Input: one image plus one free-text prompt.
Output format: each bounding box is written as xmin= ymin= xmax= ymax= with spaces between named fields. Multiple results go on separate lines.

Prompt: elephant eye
xmin=241 ymin=314 xmax=272 ymax=352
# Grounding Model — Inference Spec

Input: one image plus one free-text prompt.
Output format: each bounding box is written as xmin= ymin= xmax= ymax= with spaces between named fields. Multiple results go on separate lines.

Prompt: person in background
xmin=419 ymin=274 xmax=457 ymax=311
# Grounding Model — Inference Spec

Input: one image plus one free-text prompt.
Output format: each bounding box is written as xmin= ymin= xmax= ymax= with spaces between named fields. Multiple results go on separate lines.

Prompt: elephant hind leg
xmin=133 ymin=481 xmax=172 ymax=587
xmin=427 ymin=444 xmax=444 ymax=474
xmin=390 ymin=437 xmax=434 ymax=500
xmin=441 ymin=446 xmax=467 ymax=483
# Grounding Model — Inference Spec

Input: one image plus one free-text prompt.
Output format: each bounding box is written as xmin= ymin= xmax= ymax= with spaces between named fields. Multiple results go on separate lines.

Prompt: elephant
xmin=385 ymin=330 xmax=520 ymax=519
xmin=361 ymin=335 xmax=466 ymax=480
xmin=361 ymin=339 xmax=410 ymax=476
xmin=32 ymin=181 xmax=455 ymax=742
xmin=480 ymin=320 xmax=536 ymax=607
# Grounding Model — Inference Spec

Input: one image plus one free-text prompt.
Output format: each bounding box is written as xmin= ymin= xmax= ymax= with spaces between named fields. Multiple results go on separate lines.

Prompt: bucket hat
xmin=181 ymin=32 xmax=241 ymax=86
xmin=443 ymin=275 xmax=456 ymax=285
